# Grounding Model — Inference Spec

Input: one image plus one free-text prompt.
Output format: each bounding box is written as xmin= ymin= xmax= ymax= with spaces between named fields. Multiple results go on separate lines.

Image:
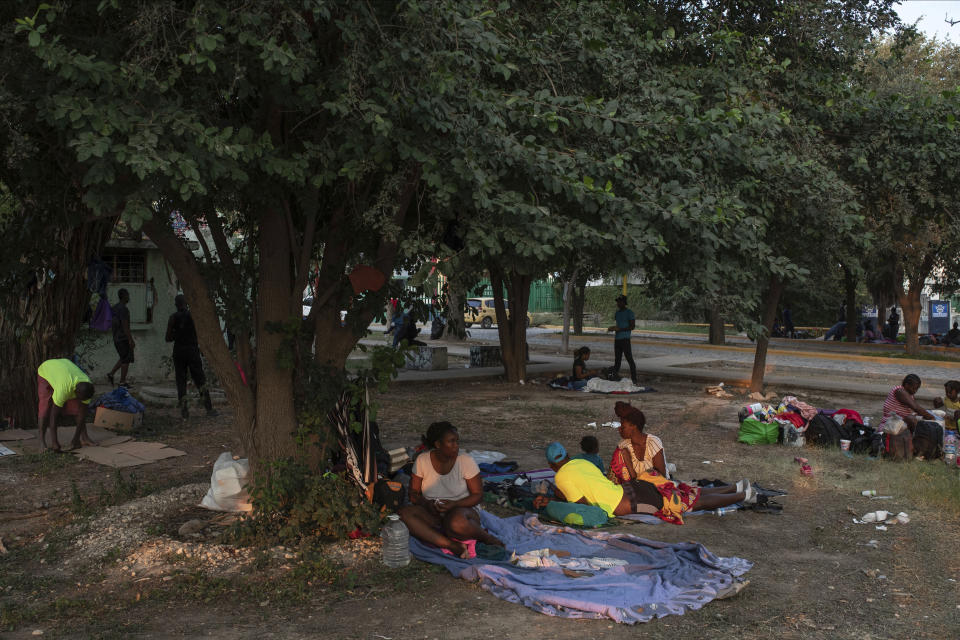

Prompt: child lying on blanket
xmin=534 ymin=443 xmax=755 ymax=525
xmin=399 ymin=421 xmax=504 ymax=558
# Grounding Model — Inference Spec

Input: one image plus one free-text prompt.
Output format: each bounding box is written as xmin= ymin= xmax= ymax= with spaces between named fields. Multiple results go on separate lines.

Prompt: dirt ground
xmin=2 ymin=374 xmax=959 ymax=639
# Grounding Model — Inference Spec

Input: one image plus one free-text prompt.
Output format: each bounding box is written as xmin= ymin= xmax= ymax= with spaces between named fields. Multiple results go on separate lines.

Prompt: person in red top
xmin=883 ymin=374 xmax=937 ymax=431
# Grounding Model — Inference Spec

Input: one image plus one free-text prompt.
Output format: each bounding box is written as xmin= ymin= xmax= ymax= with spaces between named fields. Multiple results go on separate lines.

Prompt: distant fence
xmin=468 ymin=279 xmax=563 ymax=313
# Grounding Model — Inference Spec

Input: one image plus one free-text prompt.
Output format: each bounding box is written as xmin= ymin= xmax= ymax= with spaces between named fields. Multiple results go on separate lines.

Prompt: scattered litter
xmin=861 ymin=490 xmax=877 ymax=497
xmin=714 ymin=460 xmax=723 ymax=463
xmin=795 ymin=456 xmax=812 ymax=476
xmin=876 ymin=525 xmax=888 ymax=531
xmin=702 ymin=460 xmax=712 ymax=464
xmin=862 ymin=568 xmax=879 ymax=578
xmin=706 ymin=383 xmax=733 ymax=399
xmin=859 ymin=540 xmax=879 ymax=549
xmin=854 ymin=511 xmax=909 ymax=525
xmin=601 ymin=421 xmax=621 ymax=429
xmin=0 ymin=444 xmax=16 ymax=457
xmin=585 ymin=422 xmax=598 ymax=429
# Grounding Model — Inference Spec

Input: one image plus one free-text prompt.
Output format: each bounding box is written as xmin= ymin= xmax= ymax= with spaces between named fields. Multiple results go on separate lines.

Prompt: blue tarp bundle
xmin=409 ymin=511 xmax=751 ymax=624
xmin=90 ymin=387 xmax=145 ymax=414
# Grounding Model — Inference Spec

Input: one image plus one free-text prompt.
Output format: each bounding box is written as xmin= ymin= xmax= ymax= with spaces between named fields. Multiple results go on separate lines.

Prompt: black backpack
xmin=913 ymin=421 xmax=943 ymax=460
xmin=806 ymin=414 xmax=851 ymax=448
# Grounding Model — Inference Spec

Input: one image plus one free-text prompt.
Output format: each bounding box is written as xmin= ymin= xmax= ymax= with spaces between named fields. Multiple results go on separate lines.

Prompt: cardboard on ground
xmin=0 ymin=424 xmax=185 ymax=468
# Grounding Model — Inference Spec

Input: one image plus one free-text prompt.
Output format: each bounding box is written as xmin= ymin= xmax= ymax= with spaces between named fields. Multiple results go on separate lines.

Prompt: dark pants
xmin=613 ymin=338 xmax=637 ymax=383
xmin=174 ymin=345 xmax=212 ymax=410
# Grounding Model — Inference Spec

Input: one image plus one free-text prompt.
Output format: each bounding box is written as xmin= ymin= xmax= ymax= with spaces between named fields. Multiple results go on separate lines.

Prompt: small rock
xmin=32 ymin=630 xmax=44 ymax=636
xmin=178 ymin=519 xmax=206 ymax=537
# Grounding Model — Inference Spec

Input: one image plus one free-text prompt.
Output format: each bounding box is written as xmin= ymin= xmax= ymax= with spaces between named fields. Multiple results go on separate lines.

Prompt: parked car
xmin=464 ymin=297 xmax=532 ymax=329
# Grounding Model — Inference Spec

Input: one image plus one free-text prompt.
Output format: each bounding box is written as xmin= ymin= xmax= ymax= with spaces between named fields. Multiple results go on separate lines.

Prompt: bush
xmin=229 ymin=459 xmax=382 ymax=546
xmin=582 ymin=285 xmax=669 ymax=323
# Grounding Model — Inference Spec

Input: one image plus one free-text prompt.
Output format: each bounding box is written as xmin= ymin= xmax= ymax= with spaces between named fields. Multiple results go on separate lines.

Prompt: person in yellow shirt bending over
xmin=37 ymin=358 xmax=96 ymax=452
xmin=535 ymin=442 xmax=753 ymax=525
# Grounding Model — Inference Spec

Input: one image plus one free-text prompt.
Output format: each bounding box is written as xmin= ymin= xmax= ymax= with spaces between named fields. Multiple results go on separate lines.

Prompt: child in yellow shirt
xmin=934 ymin=380 xmax=960 ymax=431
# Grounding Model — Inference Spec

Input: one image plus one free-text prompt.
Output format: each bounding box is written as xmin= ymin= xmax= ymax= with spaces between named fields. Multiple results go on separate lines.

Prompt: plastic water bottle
xmin=944 ymin=431 xmax=957 ymax=467
xmin=714 ymin=506 xmax=738 ymax=517
xmin=381 ymin=514 xmax=410 ymax=568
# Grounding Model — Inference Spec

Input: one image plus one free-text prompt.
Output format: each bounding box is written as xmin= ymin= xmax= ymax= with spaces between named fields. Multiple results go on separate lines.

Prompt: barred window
xmin=103 ymin=251 xmax=146 ymax=283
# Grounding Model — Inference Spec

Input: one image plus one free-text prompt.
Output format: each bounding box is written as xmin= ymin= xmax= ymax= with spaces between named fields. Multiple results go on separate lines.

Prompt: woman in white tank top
xmin=399 ymin=422 xmax=503 ymax=558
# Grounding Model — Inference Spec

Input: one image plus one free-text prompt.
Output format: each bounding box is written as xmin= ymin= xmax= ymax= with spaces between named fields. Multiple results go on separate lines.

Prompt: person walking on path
xmin=607 ymin=294 xmax=637 ymax=384
xmin=106 ymin=288 xmax=135 ymax=387
xmin=165 ymin=294 xmax=217 ymax=419
xmin=37 ymin=358 xmax=96 ymax=452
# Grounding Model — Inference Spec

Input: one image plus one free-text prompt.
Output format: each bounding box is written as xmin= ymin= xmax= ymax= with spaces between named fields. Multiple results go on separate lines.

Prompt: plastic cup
xmin=840 ymin=439 xmax=851 ymax=451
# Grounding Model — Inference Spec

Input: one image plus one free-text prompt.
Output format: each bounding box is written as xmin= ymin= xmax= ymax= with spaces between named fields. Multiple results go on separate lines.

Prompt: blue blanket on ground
xmin=90 ymin=387 xmax=145 ymax=414
xmin=409 ymin=511 xmax=751 ymax=624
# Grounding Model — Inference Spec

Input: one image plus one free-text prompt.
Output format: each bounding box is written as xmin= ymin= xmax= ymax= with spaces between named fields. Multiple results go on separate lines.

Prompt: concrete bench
xmin=469 ymin=345 xmax=502 ymax=368
xmin=404 ymin=345 xmax=448 ymax=371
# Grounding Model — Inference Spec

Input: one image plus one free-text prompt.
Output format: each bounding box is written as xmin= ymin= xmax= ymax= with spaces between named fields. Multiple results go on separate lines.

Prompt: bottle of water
xmin=381 ymin=514 xmax=410 ymax=568
xmin=714 ymin=506 xmax=739 ymax=516
xmin=944 ymin=431 xmax=957 ymax=467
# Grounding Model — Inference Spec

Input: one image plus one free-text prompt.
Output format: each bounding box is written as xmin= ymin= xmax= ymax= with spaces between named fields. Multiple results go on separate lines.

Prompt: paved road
xmin=373 ymin=323 xmax=958 ymax=401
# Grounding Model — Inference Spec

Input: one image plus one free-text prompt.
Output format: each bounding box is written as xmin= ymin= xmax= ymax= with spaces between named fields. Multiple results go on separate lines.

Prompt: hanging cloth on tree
xmin=330 ymin=383 xmax=376 ymax=492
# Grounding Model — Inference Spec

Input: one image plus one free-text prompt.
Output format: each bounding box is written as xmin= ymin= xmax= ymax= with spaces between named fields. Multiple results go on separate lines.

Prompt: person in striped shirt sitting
xmin=883 ymin=374 xmax=937 ymax=431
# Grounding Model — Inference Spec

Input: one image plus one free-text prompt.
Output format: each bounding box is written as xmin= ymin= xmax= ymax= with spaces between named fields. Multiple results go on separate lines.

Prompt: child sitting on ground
xmin=934 ymin=380 xmax=960 ymax=431
xmin=571 ymin=435 xmax=605 ymax=474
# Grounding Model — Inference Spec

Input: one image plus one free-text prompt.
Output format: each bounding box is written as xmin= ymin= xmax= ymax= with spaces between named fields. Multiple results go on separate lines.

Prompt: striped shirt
xmin=882 ymin=385 xmax=913 ymax=418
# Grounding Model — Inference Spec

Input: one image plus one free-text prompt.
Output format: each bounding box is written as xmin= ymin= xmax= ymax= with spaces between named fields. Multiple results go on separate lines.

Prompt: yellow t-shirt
xmin=37 ymin=359 xmax=91 ymax=407
xmin=944 ymin=397 xmax=960 ymax=429
xmin=554 ymin=458 xmax=624 ymax=517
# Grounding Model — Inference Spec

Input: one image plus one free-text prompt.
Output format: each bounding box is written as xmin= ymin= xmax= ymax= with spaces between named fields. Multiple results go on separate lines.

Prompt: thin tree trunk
xmin=572 ymin=273 xmax=587 ymax=335
xmin=844 ymin=266 xmax=858 ymax=342
xmin=750 ymin=276 xmax=785 ymax=393
xmin=0 ymin=216 xmax=116 ymax=428
xmin=444 ymin=281 xmax=467 ymax=340
xmin=561 ymin=270 xmax=576 ymax=354
xmin=708 ymin=304 xmax=725 ymax=345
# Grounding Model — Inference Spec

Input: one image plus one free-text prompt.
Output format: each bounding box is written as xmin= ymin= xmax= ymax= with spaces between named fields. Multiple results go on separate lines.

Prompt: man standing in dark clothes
xmin=607 ymin=294 xmax=637 ymax=384
xmin=107 ymin=288 xmax=135 ymax=387
xmin=166 ymin=294 xmax=217 ymax=418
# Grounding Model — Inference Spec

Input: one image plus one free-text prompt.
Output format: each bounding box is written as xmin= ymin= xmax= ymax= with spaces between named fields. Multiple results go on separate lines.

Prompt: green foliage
xmin=581 ymin=286 xmax=667 ymax=323
xmin=230 ymin=461 xmax=382 ymax=546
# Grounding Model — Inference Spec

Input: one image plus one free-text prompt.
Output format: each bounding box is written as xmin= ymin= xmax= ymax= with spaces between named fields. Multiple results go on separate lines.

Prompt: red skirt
xmin=37 ymin=375 xmax=84 ymax=423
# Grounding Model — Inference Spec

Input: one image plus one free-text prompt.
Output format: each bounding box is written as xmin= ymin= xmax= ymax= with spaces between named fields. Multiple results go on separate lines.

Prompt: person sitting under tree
xmin=36 ymin=358 xmax=96 ymax=452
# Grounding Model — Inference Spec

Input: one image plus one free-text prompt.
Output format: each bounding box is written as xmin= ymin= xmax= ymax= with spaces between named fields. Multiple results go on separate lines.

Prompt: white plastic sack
xmin=879 ymin=415 xmax=907 ymax=436
xmin=200 ymin=451 xmax=252 ymax=512
xmin=585 ymin=378 xmax=645 ymax=393
xmin=468 ymin=450 xmax=507 ymax=465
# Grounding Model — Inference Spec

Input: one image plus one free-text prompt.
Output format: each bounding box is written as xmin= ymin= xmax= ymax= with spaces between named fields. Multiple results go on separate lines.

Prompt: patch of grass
xmin=9 ymin=449 xmax=77 ymax=473
xmin=884 ymin=351 xmax=960 ymax=363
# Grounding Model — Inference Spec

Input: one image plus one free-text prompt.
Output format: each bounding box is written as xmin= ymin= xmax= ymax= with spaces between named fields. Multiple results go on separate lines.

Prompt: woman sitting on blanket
xmin=399 ymin=421 xmax=503 ymax=558
xmin=570 ymin=346 xmax=601 ymax=390
xmin=609 ymin=402 xmax=669 ymax=480
xmin=535 ymin=442 xmax=755 ymax=525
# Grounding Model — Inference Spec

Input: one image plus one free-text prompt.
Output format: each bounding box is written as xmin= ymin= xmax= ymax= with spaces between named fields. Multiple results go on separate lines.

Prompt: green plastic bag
xmin=737 ymin=418 xmax=779 ymax=445
xmin=544 ymin=500 xmax=610 ymax=527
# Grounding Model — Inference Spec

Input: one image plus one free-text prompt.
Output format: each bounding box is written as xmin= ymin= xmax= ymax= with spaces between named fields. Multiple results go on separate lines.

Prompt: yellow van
xmin=464 ymin=297 xmax=532 ymax=329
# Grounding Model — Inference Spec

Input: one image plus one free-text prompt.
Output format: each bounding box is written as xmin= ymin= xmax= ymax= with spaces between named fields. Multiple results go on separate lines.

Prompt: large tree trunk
xmin=250 ymin=211 xmax=299 ymax=460
xmin=750 ymin=276 xmax=784 ymax=393
xmin=708 ymin=304 xmax=725 ymax=345
xmin=898 ymin=282 xmax=923 ymax=356
xmin=490 ymin=269 xmax=532 ymax=382
xmin=844 ymin=266 xmax=858 ymax=342
xmin=571 ymin=272 xmax=587 ymax=335
xmin=0 ymin=216 xmax=116 ymax=428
